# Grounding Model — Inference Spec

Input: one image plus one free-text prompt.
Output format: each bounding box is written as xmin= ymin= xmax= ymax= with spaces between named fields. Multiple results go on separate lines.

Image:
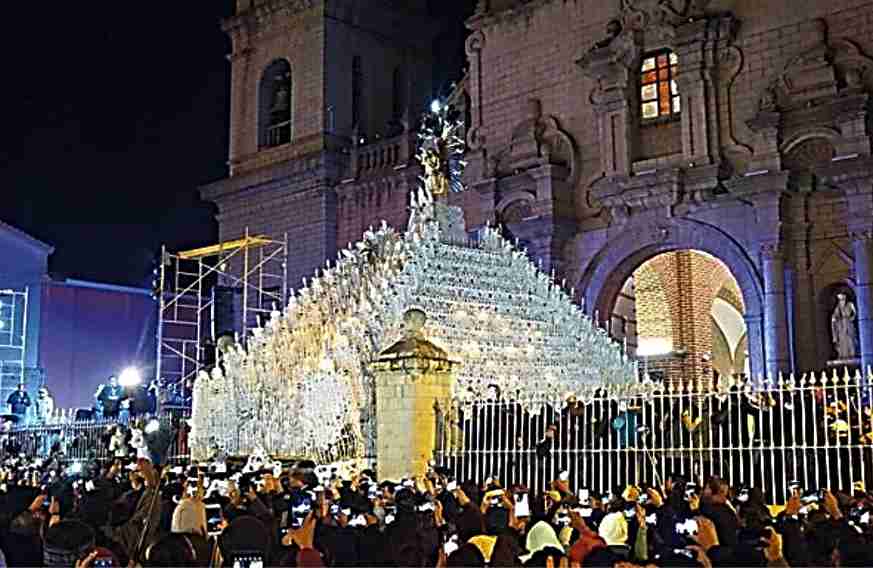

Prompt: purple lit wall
xmin=39 ymin=280 xmax=156 ymax=410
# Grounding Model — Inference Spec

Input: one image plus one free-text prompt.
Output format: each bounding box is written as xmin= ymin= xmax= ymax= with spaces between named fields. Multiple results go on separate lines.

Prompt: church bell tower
xmin=202 ymin=0 xmax=437 ymax=291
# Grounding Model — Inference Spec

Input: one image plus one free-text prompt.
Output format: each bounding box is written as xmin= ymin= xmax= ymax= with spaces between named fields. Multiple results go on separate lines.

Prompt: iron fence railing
xmin=1 ymin=407 xmax=191 ymax=464
xmin=435 ymin=370 xmax=873 ymax=503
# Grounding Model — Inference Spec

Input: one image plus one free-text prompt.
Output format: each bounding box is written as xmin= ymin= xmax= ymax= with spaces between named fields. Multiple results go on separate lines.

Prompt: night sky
xmin=1 ymin=1 xmax=470 ymax=288
xmin=1 ymin=2 xmax=235 ymax=288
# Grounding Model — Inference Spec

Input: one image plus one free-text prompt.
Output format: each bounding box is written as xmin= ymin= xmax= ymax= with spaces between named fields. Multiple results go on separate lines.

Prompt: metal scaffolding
xmin=0 ymin=287 xmax=28 ymax=402
xmin=155 ymin=230 xmax=288 ymax=401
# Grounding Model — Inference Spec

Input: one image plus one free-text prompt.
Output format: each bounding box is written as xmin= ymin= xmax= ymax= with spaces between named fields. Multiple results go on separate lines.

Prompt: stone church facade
xmin=202 ymin=0 xmax=873 ymax=383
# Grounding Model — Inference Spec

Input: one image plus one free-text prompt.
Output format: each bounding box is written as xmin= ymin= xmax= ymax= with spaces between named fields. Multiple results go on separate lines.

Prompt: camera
xmin=484 ymin=488 xmax=504 ymax=507
xmin=800 ymin=490 xmax=820 ymax=505
xmin=684 ymin=484 xmax=699 ymax=501
xmin=675 ymin=518 xmax=698 ymax=537
xmin=514 ymin=493 xmax=531 ymax=518
xmin=206 ymin=504 xmax=223 ymax=536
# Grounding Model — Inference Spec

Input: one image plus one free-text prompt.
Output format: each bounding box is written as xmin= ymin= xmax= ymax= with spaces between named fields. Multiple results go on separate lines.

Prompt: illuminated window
xmin=640 ymin=51 xmax=679 ymax=121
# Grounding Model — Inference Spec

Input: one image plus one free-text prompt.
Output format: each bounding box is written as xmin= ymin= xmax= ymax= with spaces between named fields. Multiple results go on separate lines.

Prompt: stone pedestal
xmin=369 ymin=309 xmax=457 ymax=481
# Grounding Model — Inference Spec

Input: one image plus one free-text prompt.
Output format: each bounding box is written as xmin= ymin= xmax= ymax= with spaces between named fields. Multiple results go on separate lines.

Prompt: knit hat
xmin=520 ymin=521 xmax=564 ymax=564
xmin=172 ymin=498 xmax=207 ymax=536
xmin=597 ymin=512 xmax=628 ymax=546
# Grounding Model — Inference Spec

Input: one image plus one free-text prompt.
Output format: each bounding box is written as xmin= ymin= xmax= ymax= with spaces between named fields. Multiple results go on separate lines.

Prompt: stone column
xmin=852 ymin=230 xmax=873 ymax=373
xmin=744 ymin=313 xmax=765 ymax=380
xmin=761 ymin=243 xmax=789 ymax=381
xmin=369 ymin=309 xmax=457 ymax=481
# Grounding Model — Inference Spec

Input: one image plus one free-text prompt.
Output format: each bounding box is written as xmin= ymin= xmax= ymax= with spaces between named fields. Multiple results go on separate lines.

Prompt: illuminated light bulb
xmin=119 ymin=367 xmax=142 ymax=387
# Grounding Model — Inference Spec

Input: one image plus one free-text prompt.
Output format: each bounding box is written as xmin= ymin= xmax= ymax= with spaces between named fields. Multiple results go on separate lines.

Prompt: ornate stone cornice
xmin=590 ymin=169 xmax=685 ymax=222
xmin=466 ymin=0 xmax=556 ymax=32
xmin=817 ymin=155 xmax=873 ymax=191
xmin=223 ymin=0 xmax=318 ymax=36
xmin=201 ymin=146 xmax=342 ymax=203
xmin=721 ymin=171 xmax=791 ymax=200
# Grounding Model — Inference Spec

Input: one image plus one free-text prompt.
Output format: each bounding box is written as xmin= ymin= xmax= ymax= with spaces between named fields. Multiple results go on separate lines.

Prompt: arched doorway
xmin=578 ymin=219 xmax=766 ymax=382
xmin=607 ymin=250 xmax=748 ymax=388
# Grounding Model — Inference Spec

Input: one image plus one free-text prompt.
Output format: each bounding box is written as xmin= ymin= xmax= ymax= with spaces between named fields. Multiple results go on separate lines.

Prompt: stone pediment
xmin=489 ymin=99 xmax=578 ymax=185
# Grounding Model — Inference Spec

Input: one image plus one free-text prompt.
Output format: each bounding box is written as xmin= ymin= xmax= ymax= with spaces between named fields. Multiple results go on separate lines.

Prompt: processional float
xmin=189 ymin=103 xmax=637 ymax=470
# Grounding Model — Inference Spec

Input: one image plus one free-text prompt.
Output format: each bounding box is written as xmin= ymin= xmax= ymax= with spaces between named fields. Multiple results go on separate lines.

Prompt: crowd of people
xmin=3 ymin=375 xmax=193 ymax=429
xmin=1 ymin=443 xmax=873 ymax=568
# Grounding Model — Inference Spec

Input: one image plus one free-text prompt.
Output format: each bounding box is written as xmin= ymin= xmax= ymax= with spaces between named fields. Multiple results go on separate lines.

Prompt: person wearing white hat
xmin=598 ymin=512 xmax=631 ymax=559
xmin=519 ymin=520 xmax=565 ymax=565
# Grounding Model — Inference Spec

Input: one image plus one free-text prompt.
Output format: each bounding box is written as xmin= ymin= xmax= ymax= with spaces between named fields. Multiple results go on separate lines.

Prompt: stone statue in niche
xmin=831 ymin=293 xmax=858 ymax=360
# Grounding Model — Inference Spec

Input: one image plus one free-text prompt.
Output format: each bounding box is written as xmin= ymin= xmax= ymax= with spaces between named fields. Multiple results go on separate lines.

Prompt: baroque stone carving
xmin=719 ymin=45 xmax=754 ymax=156
xmin=490 ymin=99 xmax=579 ymax=186
xmin=762 ymin=21 xmax=873 ymax=111
xmin=745 ymin=20 xmax=873 ymax=175
xmin=465 ymin=30 xmax=486 ymax=56
xmin=619 ymin=0 xmax=710 ymax=31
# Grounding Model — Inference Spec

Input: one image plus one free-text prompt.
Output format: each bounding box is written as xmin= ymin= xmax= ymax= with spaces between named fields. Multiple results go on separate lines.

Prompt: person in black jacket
xmin=701 ymin=476 xmax=739 ymax=550
xmin=96 ymin=376 xmax=125 ymax=420
xmin=7 ymin=383 xmax=31 ymax=420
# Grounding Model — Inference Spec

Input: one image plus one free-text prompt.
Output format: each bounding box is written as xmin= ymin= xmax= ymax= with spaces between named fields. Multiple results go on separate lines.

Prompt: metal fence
xmin=435 ymin=370 xmax=873 ymax=503
xmin=1 ymin=407 xmax=191 ymax=464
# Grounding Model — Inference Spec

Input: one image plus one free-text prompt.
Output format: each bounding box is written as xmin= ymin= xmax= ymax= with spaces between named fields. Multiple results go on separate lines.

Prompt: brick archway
xmin=577 ymin=218 xmax=766 ymax=379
